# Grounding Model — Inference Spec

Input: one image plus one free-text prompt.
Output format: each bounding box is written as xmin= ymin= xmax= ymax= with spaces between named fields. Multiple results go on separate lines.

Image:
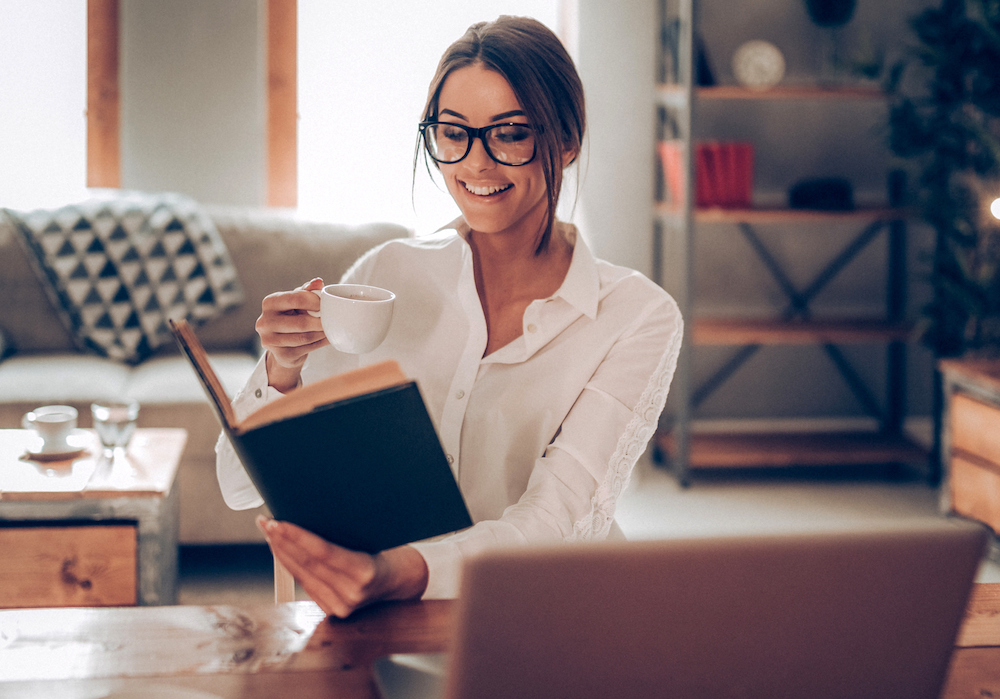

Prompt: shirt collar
xmin=553 ymin=221 xmax=600 ymax=320
xmin=447 ymin=217 xmax=600 ymax=321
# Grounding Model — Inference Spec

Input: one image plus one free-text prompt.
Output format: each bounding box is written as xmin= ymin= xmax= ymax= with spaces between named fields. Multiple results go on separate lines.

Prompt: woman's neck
xmin=468 ymin=222 xmax=574 ymax=356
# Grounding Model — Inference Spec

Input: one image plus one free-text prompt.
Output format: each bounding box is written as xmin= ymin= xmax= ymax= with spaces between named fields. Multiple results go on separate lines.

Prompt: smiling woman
xmin=216 ymin=14 xmax=682 ymax=619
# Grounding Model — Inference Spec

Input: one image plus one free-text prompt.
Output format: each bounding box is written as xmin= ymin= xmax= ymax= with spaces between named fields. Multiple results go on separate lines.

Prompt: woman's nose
xmin=464 ymin=135 xmax=496 ymax=170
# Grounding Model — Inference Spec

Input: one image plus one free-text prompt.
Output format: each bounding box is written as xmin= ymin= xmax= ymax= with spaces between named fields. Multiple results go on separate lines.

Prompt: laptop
xmin=375 ymin=519 xmax=987 ymax=699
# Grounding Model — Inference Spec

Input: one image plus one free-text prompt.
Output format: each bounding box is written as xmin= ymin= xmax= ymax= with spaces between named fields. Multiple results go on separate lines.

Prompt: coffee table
xmin=0 ymin=428 xmax=186 ymax=607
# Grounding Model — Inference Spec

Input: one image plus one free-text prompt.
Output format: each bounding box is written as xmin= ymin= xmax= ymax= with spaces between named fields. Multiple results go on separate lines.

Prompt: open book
xmin=170 ymin=319 xmax=472 ymax=554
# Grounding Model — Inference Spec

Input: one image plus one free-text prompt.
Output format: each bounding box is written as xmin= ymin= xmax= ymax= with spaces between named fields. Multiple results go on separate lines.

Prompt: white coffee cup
xmin=308 ymin=283 xmax=395 ymax=354
xmin=22 ymin=405 xmax=78 ymax=453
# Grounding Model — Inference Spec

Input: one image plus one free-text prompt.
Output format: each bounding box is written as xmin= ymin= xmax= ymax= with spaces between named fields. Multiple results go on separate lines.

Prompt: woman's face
xmin=434 ymin=64 xmax=549 ymax=243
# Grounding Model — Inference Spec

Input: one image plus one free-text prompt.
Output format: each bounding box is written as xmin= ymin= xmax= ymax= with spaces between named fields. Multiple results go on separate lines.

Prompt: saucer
xmin=20 ymin=428 xmax=91 ymax=462
xmin=22 ymin=446 xmax=88 ymax=463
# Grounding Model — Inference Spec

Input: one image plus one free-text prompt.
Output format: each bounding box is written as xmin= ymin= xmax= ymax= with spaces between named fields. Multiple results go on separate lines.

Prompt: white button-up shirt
xmin=216 ymin=220 xmax=683 ymax=598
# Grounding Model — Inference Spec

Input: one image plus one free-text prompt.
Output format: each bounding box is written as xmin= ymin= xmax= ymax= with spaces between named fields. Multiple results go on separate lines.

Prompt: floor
xmin=177 ymin=452 xmax=1000 ymax=607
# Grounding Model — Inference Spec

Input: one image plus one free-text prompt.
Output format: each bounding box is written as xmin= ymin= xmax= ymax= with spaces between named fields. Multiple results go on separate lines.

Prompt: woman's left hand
xmin=257 ymin=516 xmax=429 ymax=618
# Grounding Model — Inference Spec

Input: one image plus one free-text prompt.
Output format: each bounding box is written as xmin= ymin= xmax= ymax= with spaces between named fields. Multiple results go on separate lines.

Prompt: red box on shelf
xmin=658 ymin=140 xmax=753 ymax=209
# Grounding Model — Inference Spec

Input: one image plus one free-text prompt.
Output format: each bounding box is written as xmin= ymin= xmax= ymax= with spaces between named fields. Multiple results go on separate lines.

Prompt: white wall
xmin=575 ymin=0 xmax=657 ymax=276
xmin=120 ymin=0 xmax=266 ymax=206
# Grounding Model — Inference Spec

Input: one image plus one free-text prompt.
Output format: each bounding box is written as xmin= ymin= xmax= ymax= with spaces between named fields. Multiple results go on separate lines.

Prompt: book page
xmin=170 ymin=318 xmax=409 ymax=435
xmin=237 ymin=360 xmax=408 ymax=433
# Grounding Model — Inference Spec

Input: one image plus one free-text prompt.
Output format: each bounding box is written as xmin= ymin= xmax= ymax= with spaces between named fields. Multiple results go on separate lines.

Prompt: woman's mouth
xmin=463 ymin=181 xmax=512 ymax=197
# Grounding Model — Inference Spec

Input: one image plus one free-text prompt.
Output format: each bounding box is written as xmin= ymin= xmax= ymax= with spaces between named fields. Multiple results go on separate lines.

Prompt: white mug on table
xmin=309 ymin=283 xmax=395 ymax=354
xmin=22 ymin=405 xmax=78 ymax=453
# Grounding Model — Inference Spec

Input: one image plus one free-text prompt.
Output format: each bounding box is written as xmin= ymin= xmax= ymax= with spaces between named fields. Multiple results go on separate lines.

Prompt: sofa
xmin=0 ymin=196 xmax=409 ymax=544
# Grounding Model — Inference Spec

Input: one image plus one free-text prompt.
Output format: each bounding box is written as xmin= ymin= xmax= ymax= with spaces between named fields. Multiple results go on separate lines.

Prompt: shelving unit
xmin=652 ymin=0 xmax=929 ymax=485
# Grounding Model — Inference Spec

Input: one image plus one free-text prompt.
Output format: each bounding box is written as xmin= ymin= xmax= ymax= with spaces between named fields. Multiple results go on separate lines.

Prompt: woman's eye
xmin=492 ymin=126 xmax=531 ymax=144
xmin=440 ymin=126 xmax=468 ymax=143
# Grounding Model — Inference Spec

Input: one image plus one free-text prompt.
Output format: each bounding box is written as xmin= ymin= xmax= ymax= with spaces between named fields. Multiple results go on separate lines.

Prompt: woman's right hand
xmin=256 ymin=278 xmax=330 ymax=392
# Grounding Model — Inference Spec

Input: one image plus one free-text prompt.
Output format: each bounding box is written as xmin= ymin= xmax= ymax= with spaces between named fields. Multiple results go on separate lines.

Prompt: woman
xmin=217 ymin=15 xmax=683 ymax=617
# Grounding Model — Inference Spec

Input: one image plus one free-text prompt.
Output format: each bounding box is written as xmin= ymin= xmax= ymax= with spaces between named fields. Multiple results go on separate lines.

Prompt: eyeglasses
xmin=419 ymin=121 xmax=539 ymax=167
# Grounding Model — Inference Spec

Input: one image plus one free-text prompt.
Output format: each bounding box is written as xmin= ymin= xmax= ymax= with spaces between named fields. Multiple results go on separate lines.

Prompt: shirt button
xmin=526 ymin=323 xmax=538 ymax=333
xmin=455 ymin=390 xmax=465 ymax=400
xmin=446 ymin=454 xmax=454 ymax=465
xmin=254 ymin=388 xmax=263 ymax=398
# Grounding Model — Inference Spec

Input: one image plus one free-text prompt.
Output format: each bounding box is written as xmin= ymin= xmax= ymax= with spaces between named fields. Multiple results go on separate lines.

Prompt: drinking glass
xmin=91 ymin=399 xmax=140 ymax=473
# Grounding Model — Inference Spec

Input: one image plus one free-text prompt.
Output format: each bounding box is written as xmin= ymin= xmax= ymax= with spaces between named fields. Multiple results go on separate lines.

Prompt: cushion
xmin=0 ymin=353 xmax=131 ymax=404
xmin=3 ymin=191 xmax=243 ymax=364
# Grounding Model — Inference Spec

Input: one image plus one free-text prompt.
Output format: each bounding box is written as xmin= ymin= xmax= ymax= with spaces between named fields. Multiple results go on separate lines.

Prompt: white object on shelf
xmin=732 ymin=40 xmax=786 ymax=90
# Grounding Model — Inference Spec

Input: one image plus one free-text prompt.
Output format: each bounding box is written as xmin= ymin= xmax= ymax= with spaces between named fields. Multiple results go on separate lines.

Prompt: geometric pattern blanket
xmin=3 ymin=190 xmax=243 ymax=364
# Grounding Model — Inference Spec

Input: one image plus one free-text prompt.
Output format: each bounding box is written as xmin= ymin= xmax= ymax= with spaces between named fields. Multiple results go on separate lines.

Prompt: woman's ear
xmin=562 ymin=147 xmax=579 ymax=168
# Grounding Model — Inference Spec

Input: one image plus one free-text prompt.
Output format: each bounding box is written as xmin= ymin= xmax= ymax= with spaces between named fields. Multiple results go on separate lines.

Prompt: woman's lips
xmin=463 ymin=181 xmax=513 ymax=196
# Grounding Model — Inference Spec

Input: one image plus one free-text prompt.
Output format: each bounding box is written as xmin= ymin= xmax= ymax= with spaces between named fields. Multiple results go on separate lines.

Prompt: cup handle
xmin=306 ymin=288 xmax=322 ymax=318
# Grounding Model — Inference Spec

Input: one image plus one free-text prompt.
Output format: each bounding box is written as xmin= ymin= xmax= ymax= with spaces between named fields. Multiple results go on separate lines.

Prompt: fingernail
xmin=256 ymin=515 xmax=277 ymax=536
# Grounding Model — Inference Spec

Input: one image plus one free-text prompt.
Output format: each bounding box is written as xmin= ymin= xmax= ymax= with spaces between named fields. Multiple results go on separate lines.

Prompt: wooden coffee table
xmin=0 ymin=428 xmax=186 ymax=607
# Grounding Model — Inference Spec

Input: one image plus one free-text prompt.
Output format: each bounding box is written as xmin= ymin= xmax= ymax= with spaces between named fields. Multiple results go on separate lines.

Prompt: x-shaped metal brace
xmin=692 ymin=218 xmax=895 ymax=422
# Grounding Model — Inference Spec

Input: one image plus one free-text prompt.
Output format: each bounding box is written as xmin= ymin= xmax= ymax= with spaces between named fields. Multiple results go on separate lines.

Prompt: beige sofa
xmin=0 ymin=202 xmax=408 ymax=544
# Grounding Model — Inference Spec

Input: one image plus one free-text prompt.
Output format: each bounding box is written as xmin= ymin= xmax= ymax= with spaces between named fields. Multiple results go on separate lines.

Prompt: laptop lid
xmin=435 ymin=520 xmax=986 ymax=699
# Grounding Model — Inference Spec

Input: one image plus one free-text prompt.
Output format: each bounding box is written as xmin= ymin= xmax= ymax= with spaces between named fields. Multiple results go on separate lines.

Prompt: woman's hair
xmin=418 ymin=15 xmax=586 ymax=252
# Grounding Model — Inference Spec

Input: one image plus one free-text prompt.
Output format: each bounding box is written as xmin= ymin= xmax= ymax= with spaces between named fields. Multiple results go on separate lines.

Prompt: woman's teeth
xmin=465 ymin=182 xmax=512 ymax=196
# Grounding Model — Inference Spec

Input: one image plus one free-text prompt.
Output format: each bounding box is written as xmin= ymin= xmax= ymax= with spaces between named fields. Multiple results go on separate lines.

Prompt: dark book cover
xmin=232 ymin=382 xmax=473 ymax=553
xmin=170 ymin=318 xmax=473 ymax=555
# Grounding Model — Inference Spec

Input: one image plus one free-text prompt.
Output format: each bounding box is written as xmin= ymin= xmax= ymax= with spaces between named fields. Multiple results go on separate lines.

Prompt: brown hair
xmin=417 ymin=16 xmax=585 ymax=252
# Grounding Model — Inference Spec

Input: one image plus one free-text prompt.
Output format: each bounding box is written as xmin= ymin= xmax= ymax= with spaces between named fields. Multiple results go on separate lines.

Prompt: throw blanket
xmin=4 ymin=190 xmax=243 ymax=364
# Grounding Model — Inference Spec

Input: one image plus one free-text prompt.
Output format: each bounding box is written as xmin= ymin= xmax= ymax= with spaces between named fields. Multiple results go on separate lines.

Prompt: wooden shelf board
xmin=656 ymin=430 xmax=929 ymax=469
xmin=698 ymin=85 xmax=885 ymax=100
xmin=655 ymin=203 xmax=905 ymax=223
xmin=696 ymin=206 xmax=904 ymax=224
xmin=693 ymin=318 xmax=913 ymax=345
xmin=657 ymin=84 xmax=885 ymax=101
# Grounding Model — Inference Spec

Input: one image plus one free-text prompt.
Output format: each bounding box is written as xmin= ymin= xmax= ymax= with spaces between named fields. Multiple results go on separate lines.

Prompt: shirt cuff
xmin=232 ymin=353 xmax=298 ymax=420
xmin=409 ymin=538 xmax=464 ymax=599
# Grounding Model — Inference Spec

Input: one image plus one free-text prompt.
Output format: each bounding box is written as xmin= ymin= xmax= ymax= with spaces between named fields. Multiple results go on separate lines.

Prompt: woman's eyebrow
xmin=490 ymin=109 xmax=525 ymax=121
xmin=438 ymin=108 xmax=526 ymax=122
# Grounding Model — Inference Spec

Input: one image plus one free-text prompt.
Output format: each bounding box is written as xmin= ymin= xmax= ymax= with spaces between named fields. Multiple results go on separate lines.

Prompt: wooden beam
xmin=87 ymin=0 xmax=120 ymax=188
xmin=268 ymin=0 xmax=297 ymax=208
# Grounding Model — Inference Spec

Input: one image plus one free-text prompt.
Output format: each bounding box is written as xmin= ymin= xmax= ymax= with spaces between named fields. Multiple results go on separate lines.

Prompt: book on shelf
xmin=169 ymin=318 xmax=473 ymax=554
xmin=658 ymin=140 xmax=754 ymax=209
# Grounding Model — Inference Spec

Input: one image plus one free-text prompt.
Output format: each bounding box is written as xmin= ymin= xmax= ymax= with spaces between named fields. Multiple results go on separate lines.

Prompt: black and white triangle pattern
xmin=6 ymin=191 xmax=243 ymax=364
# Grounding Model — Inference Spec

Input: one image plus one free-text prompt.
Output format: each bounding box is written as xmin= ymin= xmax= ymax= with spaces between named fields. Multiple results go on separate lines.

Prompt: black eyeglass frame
xmin=418 ymin=120 xmax=542 ymax=167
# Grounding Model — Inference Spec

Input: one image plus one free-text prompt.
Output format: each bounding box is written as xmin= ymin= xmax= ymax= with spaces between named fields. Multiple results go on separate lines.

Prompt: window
xmin=297 ymin=0 xmax=563 ymax=233
xmin=0 ymin=0 xmax=88 ymax=210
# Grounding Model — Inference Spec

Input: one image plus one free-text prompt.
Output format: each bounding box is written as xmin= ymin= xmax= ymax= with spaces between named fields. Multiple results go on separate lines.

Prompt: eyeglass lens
xmin=424 ymin=123 xmax=535 ymax=166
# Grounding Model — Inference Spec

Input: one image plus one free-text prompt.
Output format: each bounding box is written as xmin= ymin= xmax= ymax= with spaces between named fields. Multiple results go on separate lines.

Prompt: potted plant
xmin=886 ymin=0 xmax=1000 ymax=359
xmin=886 ymin=0 xmax=1000 ymax=491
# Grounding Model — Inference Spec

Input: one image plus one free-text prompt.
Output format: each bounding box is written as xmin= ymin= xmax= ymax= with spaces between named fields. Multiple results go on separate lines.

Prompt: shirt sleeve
xmin=411 ymin=292 xmax=683 ymax=598
xmin=215 ymin=353 xmax=282 ymax=510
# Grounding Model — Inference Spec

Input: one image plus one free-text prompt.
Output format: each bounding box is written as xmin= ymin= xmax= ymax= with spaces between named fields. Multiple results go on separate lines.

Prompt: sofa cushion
xmin=0 ymin=354 xmax=130 ymax=405
xmin=3 ymin=191 xmax=243 ymax=364
xmin=125 ymin=352 xmax=258 ymax=405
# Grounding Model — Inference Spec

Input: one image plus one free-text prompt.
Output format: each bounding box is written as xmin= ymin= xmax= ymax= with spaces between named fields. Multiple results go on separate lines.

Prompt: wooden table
xmin=0 ymin=428 xmax=186 ymax=607
xmin=0 ymin=584 xmax=996 ymax=698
